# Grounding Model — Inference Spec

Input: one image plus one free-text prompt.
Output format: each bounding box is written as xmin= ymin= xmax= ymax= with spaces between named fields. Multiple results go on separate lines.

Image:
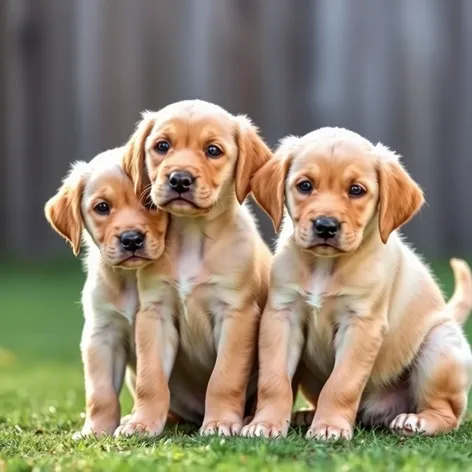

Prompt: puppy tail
xmin=447 ymin=258 xmax=472 ymax=325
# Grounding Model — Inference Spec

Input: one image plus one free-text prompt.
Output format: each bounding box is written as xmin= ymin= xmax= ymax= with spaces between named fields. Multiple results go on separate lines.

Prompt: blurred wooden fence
xmin=1 ymin=0 xmax=472 ymax=258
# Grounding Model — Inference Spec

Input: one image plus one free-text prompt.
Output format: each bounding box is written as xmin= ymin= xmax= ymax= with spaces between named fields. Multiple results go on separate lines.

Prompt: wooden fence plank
xmin=0 ymin=0 xmax=470 ymax=258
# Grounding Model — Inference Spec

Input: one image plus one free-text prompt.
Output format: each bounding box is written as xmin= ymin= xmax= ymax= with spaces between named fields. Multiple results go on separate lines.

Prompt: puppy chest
xmin=302 ymin=312 xmax=336 ymax=378
xmin=175 ymin=232 xmax=204 ymax=304
xmin=305 ymin=258 xmax=333 ymax=311
xmin=302 ymin=259 xmax=337 ymax=375
xmin=173 ymin=281 xmax=236 ymax=369
xmin=303 ymin=293 xmax=367 ymax=379
xmin=108 ymin=279 xmax=139 ymax=325
xmin=172 ymin=273 xmax=218 ymax=368
xmin=175 ymin=294 xmax=218 ymax=369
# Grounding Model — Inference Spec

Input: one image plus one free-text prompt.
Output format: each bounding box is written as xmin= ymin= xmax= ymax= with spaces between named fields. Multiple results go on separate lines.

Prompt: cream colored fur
xmin=243 ymin=127 xmax=472 ymax=440
xmin=114 ymin=100 xmax=273 ymax=437
xmin=44 ymin=148 xmax=168 ymax=438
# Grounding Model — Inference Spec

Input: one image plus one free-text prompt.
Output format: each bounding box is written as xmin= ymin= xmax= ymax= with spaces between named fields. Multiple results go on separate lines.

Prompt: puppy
xmin=44 ymin=148 xmax=168 ymax=437
xmin=242 ymin=127 xmax=472 ymax=440
xmin=114 ymin=100 xmax=273 ymax=437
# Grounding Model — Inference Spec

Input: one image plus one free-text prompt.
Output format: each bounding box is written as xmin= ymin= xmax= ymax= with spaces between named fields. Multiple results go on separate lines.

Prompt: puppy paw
xmin=200 ymin=419 xmax=243 ymax=437
xmin=306 ymin=418 xmax=353 ymax=441
xmin=390 ymin=413 xmax=426 ymax=436
xmin=72 ymin=427 xmax=96 ymax=441
xmin=113 ymin=414 xmax=166 ymax=437
xmin=240 ymin=418 xmax=289 ymax=439
xmin=72 ymin=420 xmax=117 ymax=440
xmin=119 ymin=414 xmax=132 ymax=426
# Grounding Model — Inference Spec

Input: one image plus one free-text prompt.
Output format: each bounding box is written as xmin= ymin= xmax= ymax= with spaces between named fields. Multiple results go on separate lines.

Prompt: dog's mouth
xmin=164 ymin=196 xmax=201 ymax=209
xmin=308 ymin=241 xmax=347 ymax=255
xmin=160 ymin=196 xmax=213 ymax=215
xmin=115 ymin=254 xmax=152 ymax=268
xmin=307 ymin=238 xmax=338 ymax=248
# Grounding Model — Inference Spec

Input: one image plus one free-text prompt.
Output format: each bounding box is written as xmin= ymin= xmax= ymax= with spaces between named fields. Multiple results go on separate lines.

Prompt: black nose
xmin=168 ymin=171 xmax=194 ymax=193
xmin=120 ymin=230 xmax=145 ymax=252
xmin=313 ymin=216 xmax=340 ymax=239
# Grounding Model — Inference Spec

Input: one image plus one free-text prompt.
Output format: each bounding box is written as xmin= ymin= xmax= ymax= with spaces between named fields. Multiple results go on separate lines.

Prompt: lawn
xmin=1 ymin=259 xmax=472 ymax=471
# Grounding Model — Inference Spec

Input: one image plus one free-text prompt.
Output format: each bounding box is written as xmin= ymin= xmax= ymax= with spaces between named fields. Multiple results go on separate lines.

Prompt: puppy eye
xmin=155 ymin=140 xmax=170 ymax=154
xmin=348 ymin=184 xmax=366 ymax=198
xmin=206 ymin=145 xmax=222 ymax=158
xmin=94 ymin=202 xmax=110 ymax=215
xmin=296 ymin=180 xmax=313 ymax=194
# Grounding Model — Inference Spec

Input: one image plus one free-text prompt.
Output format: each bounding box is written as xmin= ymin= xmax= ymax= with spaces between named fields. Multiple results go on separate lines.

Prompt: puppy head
xmin=122 ymin=100 xmax=272 ymax=217
xmin=252 ymin=128 xmax=424 ymax=256
xmin=45 ymin=149 xmax=168 ymax=268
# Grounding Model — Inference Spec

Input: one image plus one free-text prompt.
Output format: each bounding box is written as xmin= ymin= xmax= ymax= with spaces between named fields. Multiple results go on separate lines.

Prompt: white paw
xmin=72 ymin=421 xmax=116 ymax=440
xmin=200 ymin=420 xmax=242 ymax=437
xmin=113 ymin=416 xmax=166 ymax=437
xmin=390 ymin=413 xmax=426 ymax=436
xmin=119 ymin=414 xmax=132 ymax=426
xmin=72 ymin=430 xmax=93 ymax=441
xmin=240 ymin=419 xmax=289 ymax=439
xmin=306 ymin=421 xmax=353 ymax=441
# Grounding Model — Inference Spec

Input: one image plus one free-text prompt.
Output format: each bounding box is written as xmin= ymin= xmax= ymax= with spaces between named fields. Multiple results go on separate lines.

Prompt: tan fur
xmin=251 ymin=138 xmax=296 ymax=232
xmin=44 ymin=148 xmax=168 ymax=438
xmin=243 ymin=127 xmax=472 ymax=440
xmin=448 ymin=258 xmax=472 ymax=325
xmin=45 ymin=166 xmax=85 ymax=256
xmin=114 ymin=100 xmax=273 ymax=437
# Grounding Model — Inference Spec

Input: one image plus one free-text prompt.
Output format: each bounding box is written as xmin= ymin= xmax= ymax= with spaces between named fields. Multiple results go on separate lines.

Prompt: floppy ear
xmin=376 ymin=144 xmax=425 ymax=244
xmin=234 ymin=115 xmax=273 ymax=204
xmin=44 ymin=162 xmax=87 ymax=256
xmin=250 ymin=136 xmax=297 ymax=233
xmin=122 ymin=112 xmax=155 ymax=199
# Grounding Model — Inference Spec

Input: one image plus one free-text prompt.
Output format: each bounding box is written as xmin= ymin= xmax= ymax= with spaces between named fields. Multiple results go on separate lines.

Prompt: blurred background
xmin=2 ymin=0 xmax=472 ymax=260
xmin=1 ymin=0 xmax=472 ymax=436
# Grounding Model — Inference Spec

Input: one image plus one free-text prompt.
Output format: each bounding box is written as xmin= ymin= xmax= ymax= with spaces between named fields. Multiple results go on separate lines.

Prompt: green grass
xmin=1 ymin=260 xmax=472 ymax=471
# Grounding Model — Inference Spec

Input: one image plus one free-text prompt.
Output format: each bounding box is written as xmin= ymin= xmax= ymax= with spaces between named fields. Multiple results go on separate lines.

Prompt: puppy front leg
xmin=308 ymin=314 xmax=387 ymax=441
xmin=74 ymin=318 xmax=126 ymax=438
xmin=114 ymin=303 xmax=177 ymax=437
xmin=200 ymin=302 xmax=260 ymax=437
xmin=241 ymin=304 xmax=304 ymax=438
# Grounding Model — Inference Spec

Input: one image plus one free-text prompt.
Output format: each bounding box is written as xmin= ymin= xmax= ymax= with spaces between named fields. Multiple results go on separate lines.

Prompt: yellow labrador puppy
xmin=243 ymin=127 xmax=472 ymax=440
xmin=114 ymin=100 xmax=273 ymax=437
xmin=45 ymin=148 xmax=168 ymax=437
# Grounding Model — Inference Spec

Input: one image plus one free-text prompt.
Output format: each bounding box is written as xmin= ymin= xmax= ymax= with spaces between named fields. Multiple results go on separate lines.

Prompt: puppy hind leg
xmin=359 ymin=380 xmax=411 ymax=429
xmin=390 ymin=322 xmax=472 ymax=436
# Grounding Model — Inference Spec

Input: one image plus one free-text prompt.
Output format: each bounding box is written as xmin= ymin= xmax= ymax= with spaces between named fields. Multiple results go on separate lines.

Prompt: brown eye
xmin=94 ymin=202 xmax=110 ymax=215
xmin=349 ymin=184 xmax=366 ymax=197
xmin=297 ymin=180 xmax=313 ymax=194
xmin=155 ymin=140 xmax=170 ymax=154
xmin=206 ymin=145 xmax=222 ymax=158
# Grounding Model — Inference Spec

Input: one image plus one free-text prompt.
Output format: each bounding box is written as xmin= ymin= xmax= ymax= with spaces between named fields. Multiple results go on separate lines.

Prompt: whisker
xmin=139 ymin=184 xmax=153 ymax=206
xmin=162 ymin=251 xmax=174 ymax=269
